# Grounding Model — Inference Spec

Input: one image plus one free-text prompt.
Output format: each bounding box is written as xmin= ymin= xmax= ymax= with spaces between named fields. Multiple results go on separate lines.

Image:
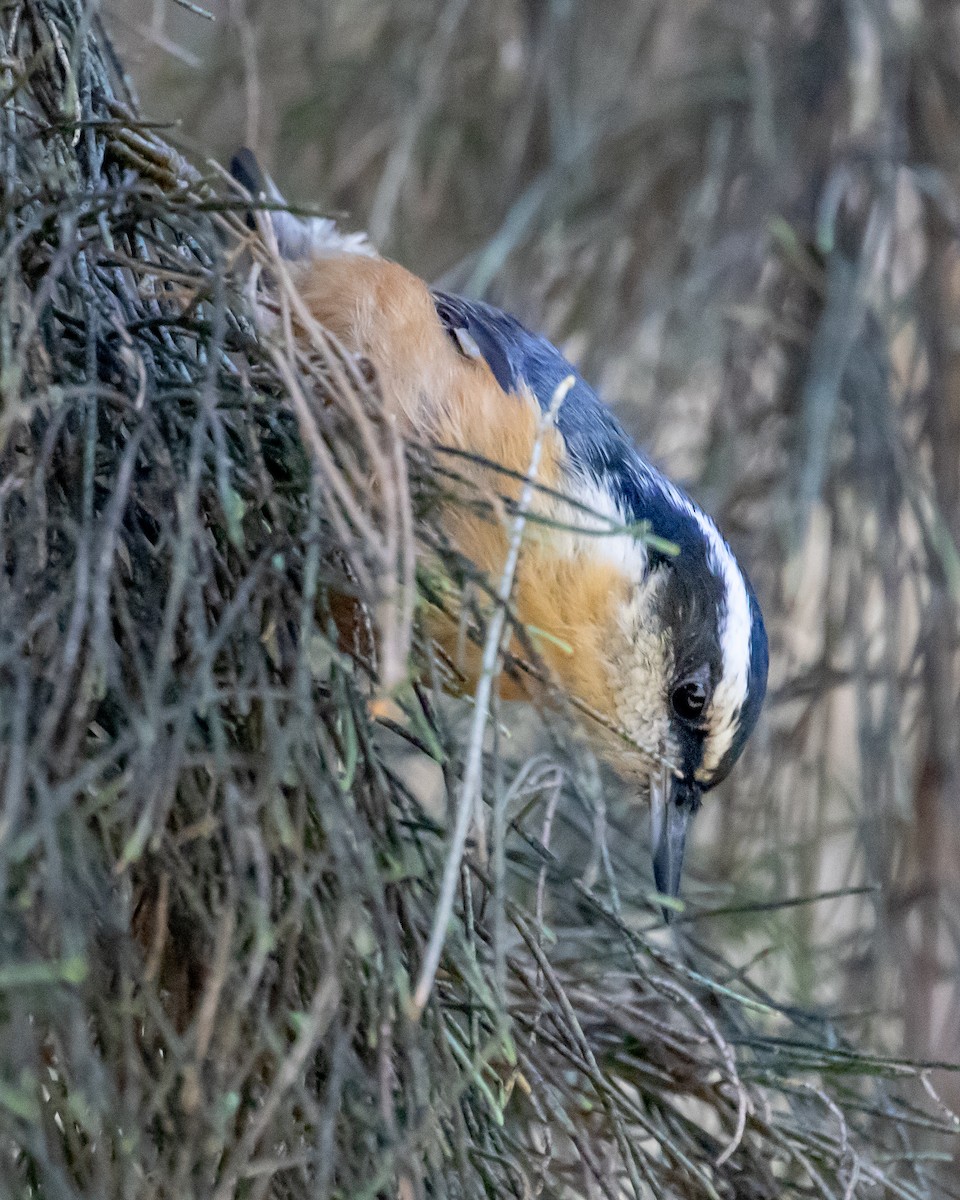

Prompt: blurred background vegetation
xmin=3 ymin=0 xmax=959 ymax=1194
xmin=113 ymin=0 xmax=960 ymax=1106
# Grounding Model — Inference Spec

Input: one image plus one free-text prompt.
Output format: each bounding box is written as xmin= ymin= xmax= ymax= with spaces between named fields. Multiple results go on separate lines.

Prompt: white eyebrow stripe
xmin=694 ymin=513 xmax=752 ymax=777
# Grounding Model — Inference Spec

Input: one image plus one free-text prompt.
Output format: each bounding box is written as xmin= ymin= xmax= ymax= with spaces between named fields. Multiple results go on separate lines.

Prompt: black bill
xmin=649 ymin=768 xmax=702 ymax=918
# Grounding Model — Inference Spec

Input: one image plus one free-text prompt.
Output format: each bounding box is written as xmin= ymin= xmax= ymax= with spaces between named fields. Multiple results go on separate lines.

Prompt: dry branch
xmin=0 ymin=2 xmax=956 ymax=1198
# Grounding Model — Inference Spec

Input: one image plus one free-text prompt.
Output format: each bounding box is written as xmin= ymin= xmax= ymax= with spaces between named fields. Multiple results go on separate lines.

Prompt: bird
xmin=230 ymin=148 xmax=769 ymax=910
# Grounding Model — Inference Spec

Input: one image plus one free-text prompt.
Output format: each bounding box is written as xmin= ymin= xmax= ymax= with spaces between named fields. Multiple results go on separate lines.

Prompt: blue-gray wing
xmin=431 ymin=290 xmax=672 ymax=534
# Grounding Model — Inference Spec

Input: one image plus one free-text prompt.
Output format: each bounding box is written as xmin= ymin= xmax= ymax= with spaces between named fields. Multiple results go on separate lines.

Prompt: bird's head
xmin=590 ymin=485 xmax=768 ymax=910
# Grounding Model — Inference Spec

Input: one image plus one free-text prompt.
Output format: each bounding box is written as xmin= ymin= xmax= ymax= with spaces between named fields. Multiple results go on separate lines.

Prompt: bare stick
xmin=410 ymin=376 xmax=574 ymax=1019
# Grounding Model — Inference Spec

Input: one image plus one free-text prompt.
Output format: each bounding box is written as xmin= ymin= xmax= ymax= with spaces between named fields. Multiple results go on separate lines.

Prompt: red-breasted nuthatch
xmin=231 ymin=149 xmax=768 ymax=908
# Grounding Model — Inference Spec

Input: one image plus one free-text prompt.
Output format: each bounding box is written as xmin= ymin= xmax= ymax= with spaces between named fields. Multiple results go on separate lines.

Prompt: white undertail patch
xmin=270 ymin=211 xmax=378 ymax=263
xmin=235 ymin=153 xmax=378 ymax=264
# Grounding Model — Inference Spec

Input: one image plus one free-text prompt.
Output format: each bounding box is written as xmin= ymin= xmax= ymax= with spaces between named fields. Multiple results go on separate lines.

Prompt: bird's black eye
xmin=671 ymin=679 xmax=707 ymax=724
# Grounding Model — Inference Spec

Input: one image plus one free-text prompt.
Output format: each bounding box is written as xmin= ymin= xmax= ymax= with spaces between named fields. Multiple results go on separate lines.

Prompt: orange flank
xmin=291 ymin=252 xmax=627 ymax=727
xmin=295 ymin=255 xmax=565 ymax=485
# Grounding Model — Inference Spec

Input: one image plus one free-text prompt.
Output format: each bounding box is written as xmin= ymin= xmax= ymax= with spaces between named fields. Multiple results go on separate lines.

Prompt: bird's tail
xmin=229 ymin=147 xmax=377 ymax=262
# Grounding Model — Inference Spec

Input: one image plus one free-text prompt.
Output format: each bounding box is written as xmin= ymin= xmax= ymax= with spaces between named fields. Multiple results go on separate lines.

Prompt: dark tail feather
xmin=230 ymin=147 xmax=268 ymax=199
xmin=230 ymin=148 xmax=275 ymax=232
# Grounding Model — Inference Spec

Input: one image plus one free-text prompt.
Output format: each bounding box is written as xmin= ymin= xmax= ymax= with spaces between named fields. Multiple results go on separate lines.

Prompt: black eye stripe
xmin=670 ymin=663 xmax=711 ymax=726
xmin=672 ymin=681 xmax=706 ymax=723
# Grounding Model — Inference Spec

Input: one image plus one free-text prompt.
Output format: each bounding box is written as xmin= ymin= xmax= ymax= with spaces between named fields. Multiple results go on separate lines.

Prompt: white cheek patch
xmin=610 ymin=571 xmax=673 ymax=768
